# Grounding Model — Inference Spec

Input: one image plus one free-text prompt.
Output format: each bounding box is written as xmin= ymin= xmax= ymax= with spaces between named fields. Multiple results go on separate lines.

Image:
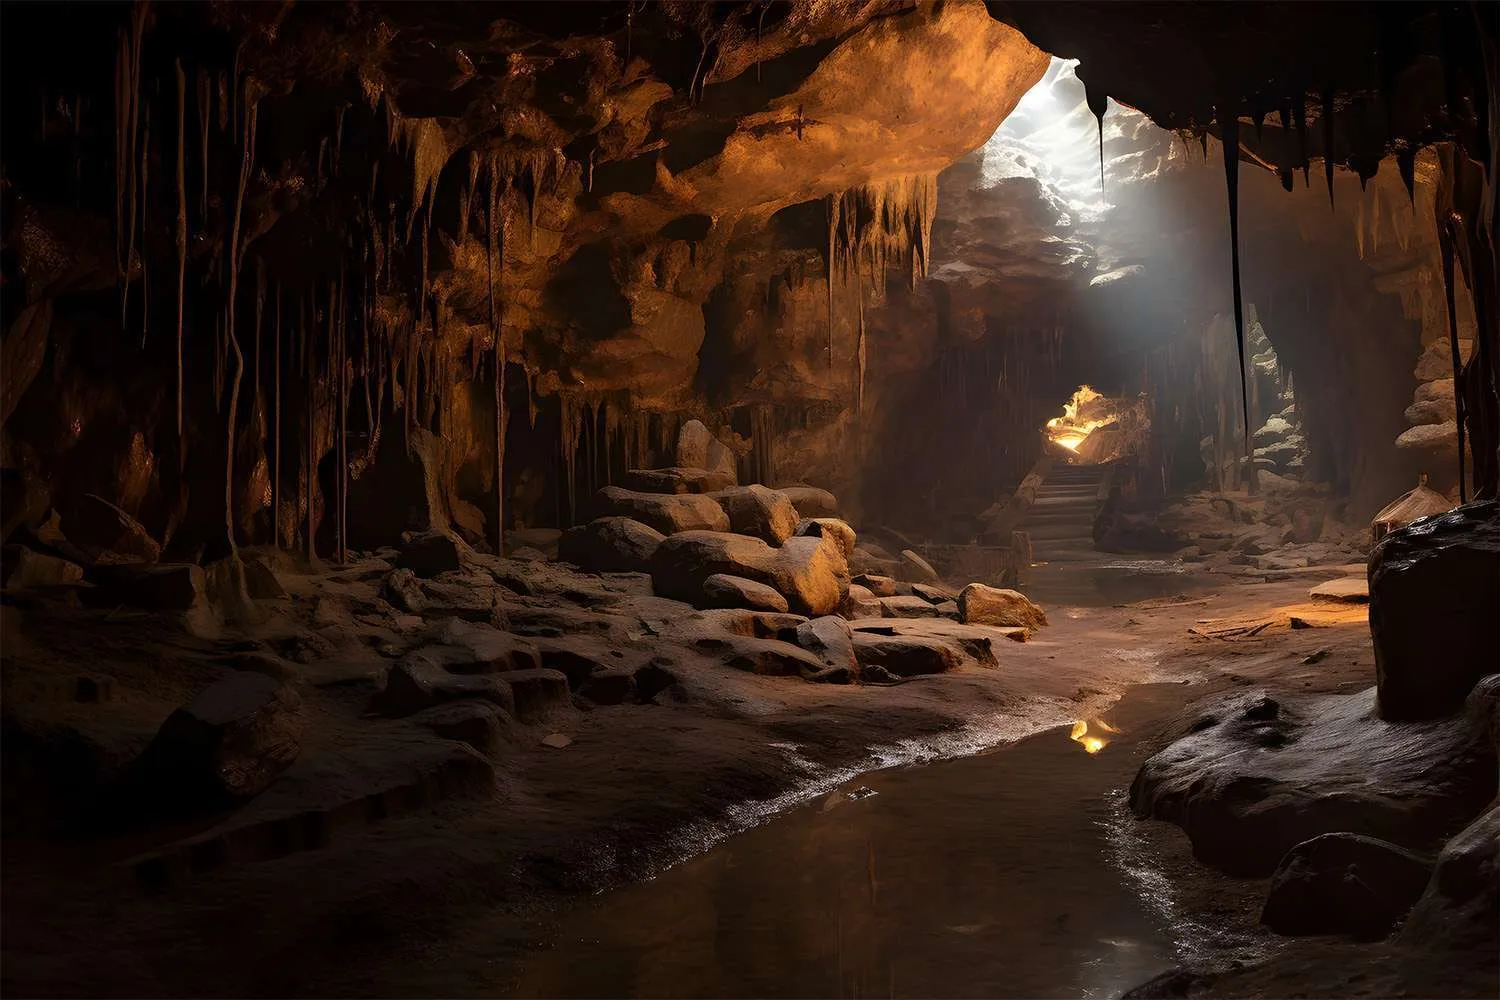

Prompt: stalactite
xmin=856 ymin=276 xmax=867 ymax=417
xmin=273 ymin=282 xmax=281 ymax=549
xmin=1221 ymin=110 xmax=1252 ymax=459
xmin=1083 ymin=77 xmax=1107 ymax=195
xmin=196 ymin=68 xmax=210 ymax=220
xmin=1439 ymin=220 xmax=1469 ymax=502
xmin=174 ymin=60 xmax=187 ymax=458
xmin=1397 ymin=146 xmax=1417 ymax=203
xmin=826 ymin=194 xmax=837 ymax=367
xmin=1321 ymin=89 xmax=1336 ymax=208
xmin=486 ymin=160 xmax=508 ymax=551
xmin=224 ymin=88 xmax=259 ymax=552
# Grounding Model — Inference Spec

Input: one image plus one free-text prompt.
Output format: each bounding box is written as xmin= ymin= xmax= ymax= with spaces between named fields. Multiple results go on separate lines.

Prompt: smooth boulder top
xmin=957 ymin=582 xmax=1047 ymax=631
xmin=597 ymin=486 xmax=732 ymax=535
xmin=709 ymin=485 xmax=800 ymax=545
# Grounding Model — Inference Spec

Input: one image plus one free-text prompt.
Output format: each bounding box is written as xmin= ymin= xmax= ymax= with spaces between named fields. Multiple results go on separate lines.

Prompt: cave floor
xmin=1 ymin=551 xmax=1485 ymax=998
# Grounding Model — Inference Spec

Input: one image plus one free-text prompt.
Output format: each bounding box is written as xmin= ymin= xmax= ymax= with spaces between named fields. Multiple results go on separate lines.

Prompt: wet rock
xmin=395 ymin=530 xmax=466 ymax=578
xmin=411 ymin=701 xmax=512 ymax=753
xmin=852 ymin=573 xmax=899 ymax=597
xmin=623 ymin=467 xmax=736 ymax=495
xmin=1 ymin=546 xmax=84 ymax=589
xmin=371 ymin=653 xmax=517 ymax=719
xmin=139 ymin=673 xmax=302 ymax=805
xmin=851 ymin=618 xmax=1006 ymax=666
xmin=1370 ymin=500 xmax=1500 ymax=720
xmin=380 ymin=567 xmax=427 ymax=613
xmin=958 ymin=583 xmax=1047 ymax=631
xmin=795 ymin=616 xmax=859 ymax=675
xmin=1129 ymin=687 xmax=1497 ymax=877
xmin=558 ymin=516 xmax=665 ymax=574
xmin=1398 ymin=805 xmax=1499 ymax=950
xmin=702 ymin=573 xmax=790 ymax=613
xmin=709 ymin=485 xmax=799 ymax=545
xmin=93 ymin=563 xmax=205 ymax=611
xmin=897 ymin=548 xmax=939 ymax=583
xmin=698 ymin=634 xmax=827 ymax=678
xmin=780 ymin=486 xmax=839 ymax=519
xmin=793 ymin=517 xmax=856 ymax=560
xmin=503 ymin=668 xmax=574 ymax=723
xmin=676 ymin=420 xmax=737 ymax=481
xmin=597 ymin=486 xmax=731 ymax=535
xmin=61 ymin=493 xmax=160 ymax=565
xmin=851 ymin=632 xmax=962 ymax=677
xmin=1261 ymin=833 xmax=1433 ymax=938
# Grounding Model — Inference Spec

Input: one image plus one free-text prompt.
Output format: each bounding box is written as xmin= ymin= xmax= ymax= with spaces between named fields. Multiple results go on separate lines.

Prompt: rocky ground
xmin=2 ymin=451 xmax=1495 ymax=997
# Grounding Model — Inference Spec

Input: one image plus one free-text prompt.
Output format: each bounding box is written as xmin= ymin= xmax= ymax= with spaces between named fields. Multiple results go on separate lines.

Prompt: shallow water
xmin=1019 ymin=558 xmax=1215 ymax=608
xmin=509 ymin=690 xmax=1198 ymax=999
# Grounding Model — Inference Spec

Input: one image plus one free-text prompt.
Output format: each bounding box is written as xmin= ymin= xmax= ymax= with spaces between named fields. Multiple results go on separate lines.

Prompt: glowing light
xmin=1070 ymin=718 xmax=1120 ymax=755
xmin=1045 ymin=385 xmax=1115 ymax=453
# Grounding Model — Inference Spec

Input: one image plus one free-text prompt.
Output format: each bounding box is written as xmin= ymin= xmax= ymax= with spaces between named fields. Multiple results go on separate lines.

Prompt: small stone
xmin=541 ymin=732 xmax=574 ymax=749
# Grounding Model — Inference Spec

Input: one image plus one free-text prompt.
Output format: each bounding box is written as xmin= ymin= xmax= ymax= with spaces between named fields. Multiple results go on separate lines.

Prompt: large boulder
xmin=138 ymin=673 xmax=303 ymax=805
xmin=795 ymin=616 xmax=859 ymax=677
xmin=676 ymin=420 xmax=738 ymax=481
xmin=1261 ymin=833 xmax=1433 ymax=938
xmin=1398 ymin=805 xmax=1499 ymax=950
xmin=1129 ymin=687 xmax=1497 ymax=877
xmin=958 ymin=583 xmax=1048 ymax=631
xmin=650 ymin=530 xmax=848 ymax=616
xmin=62 ymin=493 xmax=160 ymax=565
xmin=1369 ymin=500 xmax=1500 ymax=720
xmin=702 ymin=573 xmax=790 ymax=613
xmin=558 ymin=516 xmax=665 ymax=573
xmin=850 ymin=618 xmax=1007 ymax=667
xmin=596 ymin=486 xmax=730 ymax=535
xmin=897 ymin=548 xmax=939 ymax=583
xmin=794 ymin=517 xmax=856 ymax=560
xmin=851 ymin=631 xmax=962 ymax=677
xmin=780 ymin=485 xmax=839 ymax=519
xmin=709 ymin=485 xmax=799 ymax=545
xmin=878 ymin=595 xmax=952 ymax=619
xmin=623 ymin=467 xmax=736 ymax=495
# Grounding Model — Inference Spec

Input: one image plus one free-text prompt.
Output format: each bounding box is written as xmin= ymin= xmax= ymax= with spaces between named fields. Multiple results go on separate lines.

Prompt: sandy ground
xmin=5 ymin=543 xmax=1485 ymax=998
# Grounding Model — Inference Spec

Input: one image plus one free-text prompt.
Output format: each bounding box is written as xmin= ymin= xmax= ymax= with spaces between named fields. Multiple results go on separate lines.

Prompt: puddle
xmin=508 ymin=709 xmax=1189 ymax=999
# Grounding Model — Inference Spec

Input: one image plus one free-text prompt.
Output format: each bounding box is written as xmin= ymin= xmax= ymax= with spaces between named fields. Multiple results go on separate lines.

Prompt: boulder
xmin=897 ymin=548 xmax=939 ymax=583
xmin=780 ymin=485 xmax=839 ymax=519
xmin=702 ymin=573 xmax=790 ymax=613
xmin=911 ymin=582 xmax=956 ymax=603
xmin=795 ymin=616 xmax=859 ymax=676
xmin=708 ymin=485 xmax=799 ymax=545
xmin=61 ymin=493 xmax=160 ymax=565
xmin=395 ymin=530 xmax=466 ymax=578
xmin=1253 ymin=416 xmax=1294 ymax=443
xmin=958 ymin=583 xmax=1048 ymax=631
xmin=845 ymin=584 xmax=883 ymax=618
xmin=623 ymin=467 xmax=735 ymax=494
xmin=371 ymin=653 xmax=517 ymax=718
xmin=597 ymin=485 xmax=730 ymax=535
xmin=676 ymin=420 xmax=738 ymax=480
xmin=794 ymin=518 xmax=856 ymax=560
xmin=1405 ymin=398 xmax=1456 ymax=426
xmin=1398 ymin=805 xmax=1499 ymax=950
xmin=1261 ymin=833 xmax=1433 ymax=938
xmin=1413 ymin=337 xmax=1471 ymax=381
xmin=140 ymin=673 xmax=302 ymax=805
xmin=558 ymin=516 xmax=664 ymax=573
xmin=1309 ymin=576 xmax=1368 ymax=602
xmin=411 ymin=701 xmax=512 ymax=752
xmin=1370 ymin=500 xmax=1500 ymax=720
xmin=849 ymin=543 xmax=900 ymax=578
xmin=1415 ymin=377 xmax=1455 ymax=405
xmin=419 ymin=578 xmax=508 ymax=624
xmin=94 ymin=563 xmax=205 ymax=611
xmin=1395 ymin=421 xmax=1458 ymax=451
xmin=852 ymin=573 xmax=899 ymax=597
xmin=850 ymin=618 xmax=1008 ymax=666
xmin=851 ymin=632 xmax=961 ymax=677
xmin=878 ymin=595 xmax=951 ymax=619
xmin=380 ymin=568 xmax=426 ymax=613
xmin=651 ymin=530 xmax=847 ymax=616
xmin=1 ymin=546 xmax=84 ymax=589
xmin=1128 ymin=687 xmax=1497 ymax=877
xmin=502 ymin=668 xmax=573 ymax=723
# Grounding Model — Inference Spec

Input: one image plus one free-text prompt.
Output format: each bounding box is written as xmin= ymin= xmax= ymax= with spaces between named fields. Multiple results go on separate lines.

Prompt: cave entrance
xmin=1043 ymin=385 xmax=1149 ymax=465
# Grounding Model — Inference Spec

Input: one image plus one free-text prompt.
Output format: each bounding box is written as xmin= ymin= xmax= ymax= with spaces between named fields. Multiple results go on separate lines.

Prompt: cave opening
xmin=1 ymin=2 xmax=1496 ymax=998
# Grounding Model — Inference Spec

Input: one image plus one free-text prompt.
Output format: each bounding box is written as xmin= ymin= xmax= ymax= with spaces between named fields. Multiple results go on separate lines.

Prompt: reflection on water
xmin=511 ymin=723 xmax=1181 ymax=999
xmin=1020 ymin=559 xmax=1216 ymax=609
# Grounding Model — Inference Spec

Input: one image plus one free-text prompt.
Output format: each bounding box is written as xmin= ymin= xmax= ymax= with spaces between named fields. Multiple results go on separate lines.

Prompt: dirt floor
xmin=0 ymin=532 xmax=1492 ymax=997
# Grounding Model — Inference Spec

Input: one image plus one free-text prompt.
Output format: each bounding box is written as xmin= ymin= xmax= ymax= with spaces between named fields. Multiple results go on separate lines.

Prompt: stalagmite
xmin=1220 ymin=110 xmax=1252 ymax=459
xmin=175 ymin=60 xmax=187 ymax=455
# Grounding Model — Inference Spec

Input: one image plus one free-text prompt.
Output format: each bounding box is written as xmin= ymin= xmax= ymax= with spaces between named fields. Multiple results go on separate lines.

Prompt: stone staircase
xmin=1021 ymin=463 xmax=1107 ymax=563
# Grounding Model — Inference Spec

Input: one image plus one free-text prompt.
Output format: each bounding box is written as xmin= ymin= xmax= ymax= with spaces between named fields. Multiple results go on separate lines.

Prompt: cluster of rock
xmin=1247 ymin=404 xmax=1307 ymax=479
xmin=1131 ymin=500 xmax=1500 ymax=946
xmin=1396 ymin=337 xmax=1470 ymax=458
xmin=1163 ymin=483 xmax=1369 ymax=574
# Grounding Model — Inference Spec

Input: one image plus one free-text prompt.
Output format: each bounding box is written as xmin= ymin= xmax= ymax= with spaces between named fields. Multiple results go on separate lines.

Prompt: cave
xmin=2 ymin=2 xmax=1497 ymax=996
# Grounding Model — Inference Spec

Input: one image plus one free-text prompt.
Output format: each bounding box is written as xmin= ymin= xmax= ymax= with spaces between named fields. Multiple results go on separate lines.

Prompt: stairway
xmin=1020 ymin=463 xmax=1107 ymax=563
